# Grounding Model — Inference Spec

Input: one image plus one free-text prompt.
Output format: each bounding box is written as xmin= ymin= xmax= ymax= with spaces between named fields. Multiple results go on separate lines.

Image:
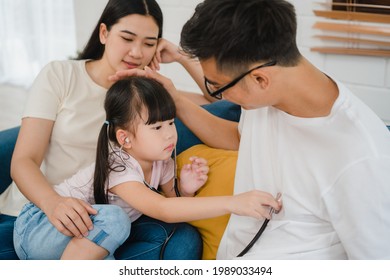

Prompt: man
xmin=113 ymin=0 xmax=390 ymax=259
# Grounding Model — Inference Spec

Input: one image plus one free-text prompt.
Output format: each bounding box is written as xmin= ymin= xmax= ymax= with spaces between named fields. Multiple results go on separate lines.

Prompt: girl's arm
xmin=110 ymin=181 xmax=281 ymax=223
xmin=11 ymin=118 xmax=97 ymax=238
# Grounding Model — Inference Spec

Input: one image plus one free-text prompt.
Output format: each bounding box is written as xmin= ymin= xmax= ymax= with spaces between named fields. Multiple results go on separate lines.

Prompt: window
xmin=311 ymin=0 xmax=390 ymax=57
xmin=0 ymin=0 xmax=76 ymax=87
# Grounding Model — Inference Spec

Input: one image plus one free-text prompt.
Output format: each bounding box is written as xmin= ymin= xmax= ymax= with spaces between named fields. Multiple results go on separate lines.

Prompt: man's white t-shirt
xmin=217 ymin=80 xmax=390 ymax=260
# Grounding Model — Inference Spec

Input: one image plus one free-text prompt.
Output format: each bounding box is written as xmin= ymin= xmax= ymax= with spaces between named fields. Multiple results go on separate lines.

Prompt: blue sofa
xmin=0 ymin=126 xmax=19 ymax=193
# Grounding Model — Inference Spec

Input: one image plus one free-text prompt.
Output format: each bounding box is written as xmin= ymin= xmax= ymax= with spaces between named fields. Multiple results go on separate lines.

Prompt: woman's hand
xmin=149 ymin=39 xmax=184 ymax=71
xmin=229 ymin=191 xmax=283 ymax=220
xmin=179 ymin=156 xmax=209 ymax=196
xmin=45 ymin=196 xmax=97 ymax=238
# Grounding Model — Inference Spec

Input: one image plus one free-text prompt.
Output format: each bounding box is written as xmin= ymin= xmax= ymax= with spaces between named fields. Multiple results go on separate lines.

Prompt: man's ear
xmin=251 ymin=69 xmax=270 ymax=90
xmin=116 ymin=129 xmax=131 ymax=148
xmin=99 ymin=23 xmax=108 ymax=44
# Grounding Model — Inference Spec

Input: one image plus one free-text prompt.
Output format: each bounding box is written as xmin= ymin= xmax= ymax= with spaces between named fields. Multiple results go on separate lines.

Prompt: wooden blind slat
xmin=313 ymin=21 xmax=390 ymax=36
xmin=314 ymin=35 xmax=390 ymax=47
xmin=310 ymin=47 xmax=390 ymax=56
xmin=313 ymin=10 xmax=390 ymax=24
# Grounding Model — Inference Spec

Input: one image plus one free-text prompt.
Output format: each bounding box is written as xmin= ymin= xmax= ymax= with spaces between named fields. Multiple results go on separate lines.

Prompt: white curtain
xmin=0 ymin=0 xmax=76 ymax=88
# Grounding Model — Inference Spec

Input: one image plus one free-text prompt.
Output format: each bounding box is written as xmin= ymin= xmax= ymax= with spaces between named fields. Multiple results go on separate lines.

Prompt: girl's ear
xmin=99 ymin=23 xmax=108 ymax=44
xmin=116 ymin=129 xmax=131 ymax=148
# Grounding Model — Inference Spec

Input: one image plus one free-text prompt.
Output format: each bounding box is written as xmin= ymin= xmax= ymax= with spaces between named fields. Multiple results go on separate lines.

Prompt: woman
xmin=1 ymin=0 xmax=210 ymax=260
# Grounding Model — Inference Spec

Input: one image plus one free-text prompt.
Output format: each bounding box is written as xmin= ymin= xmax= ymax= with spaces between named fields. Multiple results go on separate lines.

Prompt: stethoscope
xmin=118 ymin=145 xmax=180 ymax=259
xmin=137 ymin=147 xmax=180 ymax=197
xmin=144 ymin=148 xmax=180 ymax=259
xmin=237 ymin=192 xmax=282 ymax=257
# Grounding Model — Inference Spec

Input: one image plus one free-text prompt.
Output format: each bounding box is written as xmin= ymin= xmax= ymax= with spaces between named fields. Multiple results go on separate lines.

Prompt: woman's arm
xmin=11 ymin=117 xmax=97 ymax=237
xmin=111 ymin=181 xmax=281 ymax=223
xmin=11 ymin=118 xmax=56 ymax=206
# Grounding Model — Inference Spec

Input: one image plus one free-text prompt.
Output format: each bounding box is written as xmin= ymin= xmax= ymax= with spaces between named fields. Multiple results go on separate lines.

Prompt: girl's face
xmin=100 ymin=14 xmax=159 ymax=73
xmin=126 ymin=111 xmax=178 ymax=165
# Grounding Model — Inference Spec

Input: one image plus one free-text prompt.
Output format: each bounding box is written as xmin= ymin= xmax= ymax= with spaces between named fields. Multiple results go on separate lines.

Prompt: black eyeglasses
xmin=204 ymin=60 xmax=277 ymax=100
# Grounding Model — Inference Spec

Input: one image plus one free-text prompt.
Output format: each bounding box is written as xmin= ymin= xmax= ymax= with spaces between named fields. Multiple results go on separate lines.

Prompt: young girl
xmin=13 ymin=77 xmax=279 ymax=260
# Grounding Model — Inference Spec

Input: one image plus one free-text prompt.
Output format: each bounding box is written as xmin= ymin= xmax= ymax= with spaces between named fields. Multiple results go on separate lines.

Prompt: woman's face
xmin=100 ymin=14 xmax=159 ymax=73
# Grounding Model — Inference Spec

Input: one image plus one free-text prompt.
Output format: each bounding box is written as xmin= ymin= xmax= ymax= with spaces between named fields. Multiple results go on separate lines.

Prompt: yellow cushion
xmin=177 ymin=144 xmax=237 ymax=260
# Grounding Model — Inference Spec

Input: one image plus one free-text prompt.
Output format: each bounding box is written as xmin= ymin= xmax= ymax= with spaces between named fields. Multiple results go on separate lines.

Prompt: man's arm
xmin=173 ymin=94 xmax=240 ymax=150
xmin=324 ymin=157 xmax=390 ymax=259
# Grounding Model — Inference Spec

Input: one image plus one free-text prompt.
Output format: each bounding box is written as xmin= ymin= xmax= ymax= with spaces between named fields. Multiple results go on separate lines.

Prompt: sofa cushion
xmin=176 ymin=144 xmax=237 ymax=260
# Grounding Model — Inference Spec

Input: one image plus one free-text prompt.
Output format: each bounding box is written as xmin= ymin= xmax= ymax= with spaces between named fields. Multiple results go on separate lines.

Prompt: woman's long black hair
xmin=77 ymin=0 xmax=163 ymax=60
xmin=93 ymin=77 xmax=176 ymax=204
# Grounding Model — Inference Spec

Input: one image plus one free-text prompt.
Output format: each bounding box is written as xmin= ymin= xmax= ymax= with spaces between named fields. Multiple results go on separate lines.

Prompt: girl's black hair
xmin=77 ymin=0 xmax=163 ymax=60
xmin=93 ymin=77 xmax=176 ymax=204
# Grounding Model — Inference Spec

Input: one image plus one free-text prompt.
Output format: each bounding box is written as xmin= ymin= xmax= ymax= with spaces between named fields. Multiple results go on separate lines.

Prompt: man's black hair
xmin=180 ymin=0 xmax=301 ymax=74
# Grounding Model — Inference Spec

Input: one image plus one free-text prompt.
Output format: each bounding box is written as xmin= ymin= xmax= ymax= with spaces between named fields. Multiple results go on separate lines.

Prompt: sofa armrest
xmin=0 ymin=126 xmax=19 ymax=194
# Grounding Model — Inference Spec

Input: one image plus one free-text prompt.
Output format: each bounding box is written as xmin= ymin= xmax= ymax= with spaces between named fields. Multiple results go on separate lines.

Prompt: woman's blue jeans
xmin=0 ymin=100 xmax=241 ymax=260
xmin=5 ymin=209 xmax=202 ymax=260
xmin=14 ymin=203 xmax=132 ymax=260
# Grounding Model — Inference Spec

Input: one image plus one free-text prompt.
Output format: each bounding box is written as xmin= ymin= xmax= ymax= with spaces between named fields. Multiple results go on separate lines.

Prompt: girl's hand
xmin=179 ymin=156 xmax=209 ymax=196
xmin=149 ymin=39 xmax=183 ymax=71
xmin=45 ymin=196 xmax=97 ymax=238
xmin=229 ymin=191 xmax=283 ymax=220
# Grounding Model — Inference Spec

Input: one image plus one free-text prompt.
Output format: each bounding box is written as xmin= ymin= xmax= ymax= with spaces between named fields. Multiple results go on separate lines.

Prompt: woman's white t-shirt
xmin=0 ymin=60 xmax=106 ymax=216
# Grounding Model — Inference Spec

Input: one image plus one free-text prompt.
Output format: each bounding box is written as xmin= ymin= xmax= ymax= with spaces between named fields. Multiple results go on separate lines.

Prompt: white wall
xmin=73 ymin=0 xmax=108 ymax=51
